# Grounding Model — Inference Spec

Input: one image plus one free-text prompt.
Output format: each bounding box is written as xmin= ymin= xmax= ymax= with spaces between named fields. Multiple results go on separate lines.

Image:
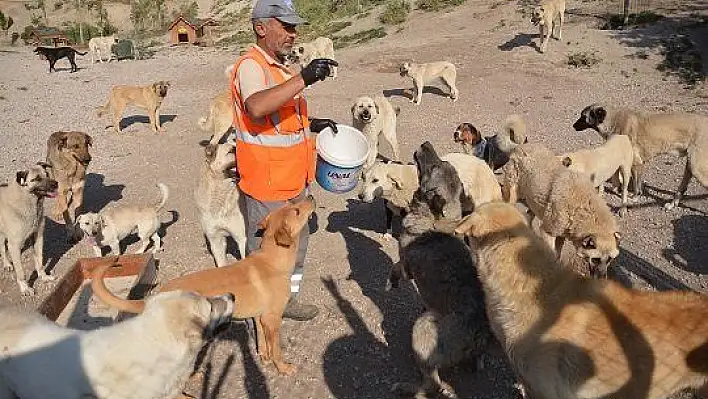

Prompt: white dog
xmin=0 ymin=291 xmax=234 ymax=399
xmin=195 ymin=142 xmax=247 ymax=267
xmin=289 ymin=36 xmax=337 ymax=78
xmin=88 ymin=35 xmax=117 ymax=63
xmin=530 ymin=0 xmax=566 ymax=53
xmin=399 ymin=61 xmax=458 ymax=105
xmin=352 ymin=95 xmax=401 ymax=170
xmin=76 ymin=183 xmax=169 ymax=257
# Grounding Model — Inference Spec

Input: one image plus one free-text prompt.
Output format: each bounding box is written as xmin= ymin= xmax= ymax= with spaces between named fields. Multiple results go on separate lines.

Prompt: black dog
xmin=34 ymin=46 xmax=87 ymax=73
xmin=413 ymin=141 xmax=464 ymax=220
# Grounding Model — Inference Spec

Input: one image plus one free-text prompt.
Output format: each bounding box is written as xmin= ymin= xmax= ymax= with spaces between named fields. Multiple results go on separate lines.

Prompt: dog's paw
xmin=275 ymin=361 xmax=297 ymax=375
xmin=19 ymin=283 xmax=35 ymax=296
xmin=380 ymin=232 xmax=394 ymax=241
xmin=663 ymin=201 xmax=678 ymax=211
xmin=39 ymin=272 xmax=56 ymax=282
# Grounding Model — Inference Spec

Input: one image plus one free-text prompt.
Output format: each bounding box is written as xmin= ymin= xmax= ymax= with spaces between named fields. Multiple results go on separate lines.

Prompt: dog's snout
xmin=453 ymin=130 xmax=462 ymax=141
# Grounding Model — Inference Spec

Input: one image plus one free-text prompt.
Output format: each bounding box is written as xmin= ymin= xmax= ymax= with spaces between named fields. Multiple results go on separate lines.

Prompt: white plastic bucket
xmin=315 ymin=124 xmax=369 ymax=193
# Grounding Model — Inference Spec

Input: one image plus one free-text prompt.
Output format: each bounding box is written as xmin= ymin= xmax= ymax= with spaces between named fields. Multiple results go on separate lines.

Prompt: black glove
xmin=300 ymin=58 xmax=338 ymax=86
xmin=309 ymin=118 xmax=338 ymax=134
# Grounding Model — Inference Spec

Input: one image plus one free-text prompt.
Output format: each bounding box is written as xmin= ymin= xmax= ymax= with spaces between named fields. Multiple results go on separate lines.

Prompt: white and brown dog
xmin=530 ymin=0 xmax=566 ymax=53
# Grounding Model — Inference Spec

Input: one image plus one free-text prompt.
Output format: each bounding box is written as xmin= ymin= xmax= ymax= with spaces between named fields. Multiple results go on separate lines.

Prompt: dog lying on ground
xmin=359 ymin=153 xmax=502 ymax=236
xmin=0 ymin=163 xmax=58 ymax=296
xmin=454 ymin=115 xmax=528 ymax=170
xmin=0 ymin=291 xmax=234 ymax=399
xmin=352 ymin=95 xmax=401 ymax=170
xmin=502 ymin=143 xmax=620 ymax=277
xmin=96 ymin=81 xmax=170 ymax=133
xmin=195 ymin=142 xmax=247 ymax=267
xmin=34 ymin=46 xmax=86 ymax=73
xmin=400 ymin=61 xmax=458 ymax=105
xmin=386 ymin=161 xmax=500 ymax=398
xmin=455 ymin=201 xmax=708 ymax=399
xmin=560 ymin=134 xmax=633 ymax=216
xmin=199 ymin=90 xmax=233 ymax=145
xmin=45 ymin=131 xmax=92 ymax=238
xmin=288 ymin=36 xmax=337 ymax=78
xmin=76 ymin=183 xmax=169 ymax=257
xmin=88 ymin=35 xmax=117 ymax=63
xmin=573 ymin=103 xmax=708 ymax=210
xmin=530 ymin=0 xmax=566 ymax=53
xmin=92 ymin=196 xmax=316 ymax=376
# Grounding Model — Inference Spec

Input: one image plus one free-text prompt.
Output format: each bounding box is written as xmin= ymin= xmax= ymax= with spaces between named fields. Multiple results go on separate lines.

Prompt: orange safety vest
xmin=230 ymin=46 xmax=315 ymax=201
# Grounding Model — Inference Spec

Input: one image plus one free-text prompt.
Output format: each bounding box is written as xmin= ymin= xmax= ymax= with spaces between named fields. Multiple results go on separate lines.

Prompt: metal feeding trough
xmin=37 ymin=254 xmax=157 ymax=328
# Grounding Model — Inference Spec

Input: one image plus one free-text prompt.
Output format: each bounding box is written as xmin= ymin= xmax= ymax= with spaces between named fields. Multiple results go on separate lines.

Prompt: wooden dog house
xmin=167 ymin=15 xmax=218 ymax=45
xmin=28 ymin=26 xmax=71 ymax=46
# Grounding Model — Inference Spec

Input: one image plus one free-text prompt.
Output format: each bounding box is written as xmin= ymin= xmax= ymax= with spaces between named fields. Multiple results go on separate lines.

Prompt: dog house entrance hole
xmin=178 ymin=33 xmax=189 ymax=43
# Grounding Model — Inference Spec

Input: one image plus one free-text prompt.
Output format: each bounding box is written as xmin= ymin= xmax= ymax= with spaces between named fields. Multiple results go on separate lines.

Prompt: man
xmin=230 ymin=0 xmax=338 ymax=321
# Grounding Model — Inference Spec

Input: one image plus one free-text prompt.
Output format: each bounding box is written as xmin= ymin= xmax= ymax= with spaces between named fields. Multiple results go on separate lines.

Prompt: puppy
xmin=77 ymin=183 xmax=169 ymax=257
xmin=45 ymin=131 xmax=92 ymax=235
xmin=414 ymin=141 xmax=464 ymax=220
xmin=399 ymin=61 xmax=458 ymax=105
xmin=92 ymin=196 xmax=316 ymax=376
xmin=0 ymin=163 xmax=58 ymax=295
xmin=351 ymin=95 xmax=401 ymax=170
xmin=387 ymin=189 xmax=498 ymax=399
xmin=96 ymin=81 xmax=170 ymax=133
xmin=454 ymin=115 xmax=528 ymax=170
xmin=289 ymin=36 xmax=337 ymax=78
xmin=195 ymin=142 xmax=247 ymax=267
xmin=0 ymin=291 xmax=234 ymax=399
xmin=530 ymin=0 xmax=566 ymax=53
xmin=502 ymin=143 xmax=620 ymax=277
xmin=455 ymin=202 xmax=708 ymax=399
xmin=560 ymin=134 xmax=633 ymax=216
xmin=573 ymin=103 xmax=708 ymax=210
xmin=198 ymin=89 xmax=234 ymax=145
xmin=33 ymin=46 xmax=86 ymax=73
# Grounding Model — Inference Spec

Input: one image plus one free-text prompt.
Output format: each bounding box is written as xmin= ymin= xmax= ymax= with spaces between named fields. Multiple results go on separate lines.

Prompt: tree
xmin=0 ymin=11 xmax=14 ymax=37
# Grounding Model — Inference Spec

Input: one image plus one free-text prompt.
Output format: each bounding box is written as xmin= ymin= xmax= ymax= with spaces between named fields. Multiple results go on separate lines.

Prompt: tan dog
xmin=573 ymin=103 xmax=708 ymax=210
xmin=560 ymin=134 xmax=634 ymax=216
xmin=399 ymin=61 xmax=458 ymax=105
xmin=195 ymin=142 xmax=247 ymax=267
xmin=502 ymin=143 xmax=620 ymax=277
xmin=455 ymin=202 xmax=708 ymax=399
xmin=351 ymin=95 xmax=401 ymax=170
xmin=198 ymin=90 xmax=233 ymax=145
xmin=97 ymin=81 xmax=170 ymax=133
xmin=289 ymin=36 xmax=337 ymax=78
xmin=530 ymin=0 xmax=565 ymax=53
xmin=45 ymin=131 xmax=92 ymax=235
xmin=92 ymin=196 xmax=316 ymax=376
xmin=0 ymin=291 xmax=234 ymax=399
xmin=0 ymin=163 xmax=58 ymax=295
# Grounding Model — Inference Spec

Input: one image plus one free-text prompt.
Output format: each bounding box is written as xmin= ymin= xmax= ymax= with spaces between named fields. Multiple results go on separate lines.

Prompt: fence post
xmin=622 ymin=0 xmax=631 ymax=28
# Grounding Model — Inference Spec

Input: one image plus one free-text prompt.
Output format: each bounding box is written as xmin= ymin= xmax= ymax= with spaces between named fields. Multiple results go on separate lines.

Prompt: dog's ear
xmin=592 ymin=107 xmax=607 ymax=125
xmin=16 ymin=170 xmax=28 ymax=186
xmin=274 ymin=223 xmax=295 ymax=247
xmin=257 ymin=213 xmax=271 ymax=231
xmin=198 ymin=139 xmax=211 ymax=148
xmin=350 ymin=103 xmax=356 ymax=115
xmin=85 ymin=133 xmax=93 ymax=148
xmin=581 ymin=235 xmax=597 ymax=249
xmin=37 ymin=161 xmax=52 ymax=171
xmin=562 ymin=156 xmax=572 ymax=167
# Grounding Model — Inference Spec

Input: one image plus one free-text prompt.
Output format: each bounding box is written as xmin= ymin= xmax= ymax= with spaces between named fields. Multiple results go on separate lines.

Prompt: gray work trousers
xmin=244 ymin=189 xmax=309 ymax=295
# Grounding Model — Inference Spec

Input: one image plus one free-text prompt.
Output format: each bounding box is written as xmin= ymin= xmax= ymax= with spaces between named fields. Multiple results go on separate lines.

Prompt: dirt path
xmin=0 ymin=0 xmax=706 ymax=397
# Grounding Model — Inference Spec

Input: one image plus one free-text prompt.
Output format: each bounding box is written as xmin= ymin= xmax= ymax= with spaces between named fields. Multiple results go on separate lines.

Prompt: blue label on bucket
xmin=316 ymin=155 xmax=362 ymax=193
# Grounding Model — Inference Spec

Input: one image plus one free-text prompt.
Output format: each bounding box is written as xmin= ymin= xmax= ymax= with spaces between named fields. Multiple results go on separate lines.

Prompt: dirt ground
xmin=0 ymin=0 xmax=707 ymax=398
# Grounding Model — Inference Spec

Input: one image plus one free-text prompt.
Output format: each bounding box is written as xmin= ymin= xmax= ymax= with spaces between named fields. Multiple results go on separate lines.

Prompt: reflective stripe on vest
xmin=234 ymin=130 xmax=305 ymax=147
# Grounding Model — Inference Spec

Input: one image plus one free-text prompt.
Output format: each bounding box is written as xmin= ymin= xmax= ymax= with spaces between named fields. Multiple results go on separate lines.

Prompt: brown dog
xmin=96 ymin=81 xmax=170 ymax=133
xmin=46 ymin=131 xmax=92 ymax=235
xmin=455 ymin=202 xmax=708 ymax=399
xmin=91 ymin=195 xmax=316 ymax=375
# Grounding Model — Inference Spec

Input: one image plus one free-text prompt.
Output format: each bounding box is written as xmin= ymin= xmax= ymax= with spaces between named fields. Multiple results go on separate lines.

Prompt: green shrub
xmin=333 ymin=27 xmax=386 ymax=49
xmin=416 ymin=0 xmax=465 ymax=11
xmin=380 ymin=0 xmax=410 ymax=25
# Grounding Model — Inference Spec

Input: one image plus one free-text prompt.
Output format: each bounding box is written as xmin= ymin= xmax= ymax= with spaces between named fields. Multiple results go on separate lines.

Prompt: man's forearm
xmin=244 ymin=74 xmax=306 ymax=119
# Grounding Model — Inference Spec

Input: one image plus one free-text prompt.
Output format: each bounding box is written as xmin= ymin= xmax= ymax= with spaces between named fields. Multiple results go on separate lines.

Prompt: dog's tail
xmin=75 ymin=50 xmax=88 ymax=56
xmin=496 ymin=114 xmax=528 ymax=154
xmin=154 ymin=183 xmax=169 ymax=212
xmin=95 ymin=99 xmax=110 ymax=117
xmin=91 ymin=263 xmax=145 ymax=314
